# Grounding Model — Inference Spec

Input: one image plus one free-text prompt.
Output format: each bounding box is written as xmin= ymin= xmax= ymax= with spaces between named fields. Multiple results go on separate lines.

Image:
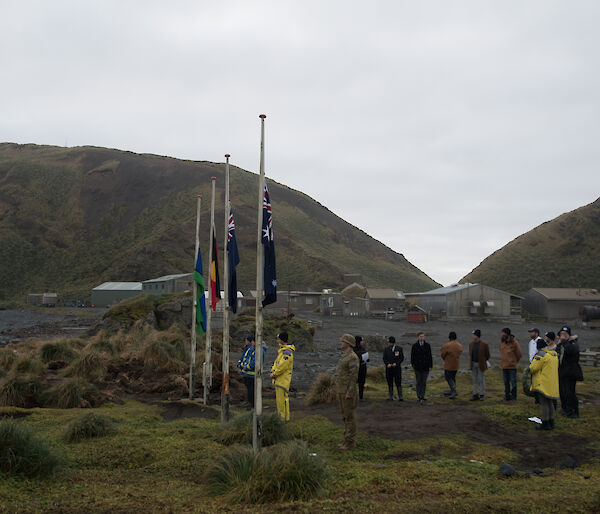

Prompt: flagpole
xmin=189 ymin=195 xmax=201 ymax=400
xmin=203 ymin=177 xmax=216 ymax=405
xmin=222 ymin=155 xmax=231 ymax=424
xmin=253 ymin=114 xmax=266 ymax=452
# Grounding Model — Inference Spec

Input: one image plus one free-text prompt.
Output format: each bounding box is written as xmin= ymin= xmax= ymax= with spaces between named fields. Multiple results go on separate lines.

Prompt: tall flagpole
xmin=189 ymin=195 xmax=201 ymax=400
xmin=222 ymin=155 xmax=231 ymax=424
xmin=203 ymin=177 xmax=216 ymax=405
xmin=253 ymin=114 xmax=266 ymax=452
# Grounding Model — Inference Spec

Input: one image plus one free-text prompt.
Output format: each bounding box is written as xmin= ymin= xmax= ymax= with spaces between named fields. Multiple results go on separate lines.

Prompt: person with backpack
xmin=529 ymin=338 xmax=559 ymax=430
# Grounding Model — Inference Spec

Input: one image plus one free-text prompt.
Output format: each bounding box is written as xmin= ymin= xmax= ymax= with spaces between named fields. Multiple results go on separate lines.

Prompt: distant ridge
xmin=0 ymin=143 xmax=440 ymax=301
xmin=461 ymin=198 xmax=600 ymax=294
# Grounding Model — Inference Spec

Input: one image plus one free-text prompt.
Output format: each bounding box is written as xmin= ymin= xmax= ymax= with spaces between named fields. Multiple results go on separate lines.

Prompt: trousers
xmin=539 ymin=394 xmax=556 ymax=421
xmin=502 ymin=368 xmax=517 ymax=399
xmin=242 ymin=376 xmax=254 ymax=406
xmin=414 ymin=370 xmax=429 ymax=400
xmin=275 ymin=386 xmax=290 ymax=421
xmin=472 ymin=362 xmax=485 ymax=395
xmin=337 ymin=393 xmax=357 ymax=445
xmin=386 ymin=366 xmax=402 ymax=397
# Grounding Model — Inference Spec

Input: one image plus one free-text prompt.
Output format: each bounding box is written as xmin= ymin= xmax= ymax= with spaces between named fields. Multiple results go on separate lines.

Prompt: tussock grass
xmin=42 ymin=378 xmax=103 ymax=409
xmin=0 ymin=374 xmax=42 ymax=408
xmin=216 ymin=412 xmax=289 ymax=447
xmin=205 ymin=440 xmax=326 ymax=503
xmin=40 ymin=340 xmax=77 ymax=364
xmin=11 ymin=356 xmax=44 ymax=376
xmin=0 ymin=421 xmax=63 ymax=478
xmin=367 ymin=365 xmax=386 ymax=383
xmin=64 ymin=351 xmax=107 ymax=381
xmin=141 ymin=340 xmax=186 ymax=372
xmin=85 ymin=338 xmax=115 ymax=355
xmin=63 ymin=412 xmax=115 ymax=443
xmin=0 ymin=349 xmax=17 ymax=372
xmin=305 ymin=373 xmax=337 ymax=406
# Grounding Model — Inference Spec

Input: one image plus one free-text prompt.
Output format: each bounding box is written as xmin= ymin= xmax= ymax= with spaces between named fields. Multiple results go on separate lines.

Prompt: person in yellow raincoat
xmin=270 ymin=332 xmax=295 ymax=421
xmin=529 ymin=338 xmax=559 ymax=430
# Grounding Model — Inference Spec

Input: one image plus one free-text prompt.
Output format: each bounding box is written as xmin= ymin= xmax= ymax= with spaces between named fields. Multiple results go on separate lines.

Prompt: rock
xmin=500 ymin=464 xmax=515 ymax=477
xmin=562 ymin=456 xmax=577 ymax=469
xmin=533 ymin=468 xmax=543 ymax=476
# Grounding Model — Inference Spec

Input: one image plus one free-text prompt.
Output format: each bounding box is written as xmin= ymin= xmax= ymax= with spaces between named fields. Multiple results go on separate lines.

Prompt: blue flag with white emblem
xmin=262 ymin=183 xmax=277 ymax=306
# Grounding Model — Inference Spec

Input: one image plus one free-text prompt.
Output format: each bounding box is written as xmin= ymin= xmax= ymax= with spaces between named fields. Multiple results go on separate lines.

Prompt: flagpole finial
xmin=259 ymin=114 xmax=266 ymax=119
xmin=197 ymin=194 xmax=202 ymax=197
xmin=225 ymin=154 xmax=230 ymax=158
xmin=211 ymin=176 xmax=216 ymax=180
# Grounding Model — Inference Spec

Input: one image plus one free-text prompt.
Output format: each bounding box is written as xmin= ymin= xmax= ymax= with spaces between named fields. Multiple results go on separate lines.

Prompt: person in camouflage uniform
xmin=335 ymin=333 xmax=360 ymax=451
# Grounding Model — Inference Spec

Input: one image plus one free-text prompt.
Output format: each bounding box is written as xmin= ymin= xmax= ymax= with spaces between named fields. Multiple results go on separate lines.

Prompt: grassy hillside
xmin=0 ymin=143 xmax=439 ymax=302
xmin=462 ymin=198 xmax=600 ymax=294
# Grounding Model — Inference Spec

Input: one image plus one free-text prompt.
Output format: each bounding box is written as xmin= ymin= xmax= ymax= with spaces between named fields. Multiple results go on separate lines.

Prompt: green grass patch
xmin=63 ymin=412 xmax=115 ymax=443
xmin=42 ymin=379 xmax=103 ymax=409
xmin=216 ymin=411 xmax=289 ymax=447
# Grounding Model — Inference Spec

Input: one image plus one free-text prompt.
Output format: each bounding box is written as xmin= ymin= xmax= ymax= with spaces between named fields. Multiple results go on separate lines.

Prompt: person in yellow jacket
xmin=529 ymin=339 xmax=559 ymax=430
xmin=270 ymin=332 xmax=295 ymax=421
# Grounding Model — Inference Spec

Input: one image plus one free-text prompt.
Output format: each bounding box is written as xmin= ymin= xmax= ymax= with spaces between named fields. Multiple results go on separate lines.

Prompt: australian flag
xmin=262 ymin=183 xmax=277 ymax=306
xmin=227 ymin=204 xmax=240 ymax=313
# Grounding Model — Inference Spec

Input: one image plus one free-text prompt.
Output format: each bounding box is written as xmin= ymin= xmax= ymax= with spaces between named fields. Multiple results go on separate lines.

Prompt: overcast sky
xmin=1 ymin=1 xmax=599 ymax=286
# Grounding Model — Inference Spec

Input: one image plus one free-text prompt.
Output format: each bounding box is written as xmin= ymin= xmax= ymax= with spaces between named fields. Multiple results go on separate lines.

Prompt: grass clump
xmin=63 ymin=412 xmax=115 ymax=443
xmin=0 ymin=349 xmax=17 ymax=372
xmin=104 ymin=294 xmax=163 ymax=324
xmin=42 ymin=378 xmax=103 ymax=409
xmin=12 ymin=357 xmax=44 ymax=376
xmin=205 ymin=440 xmax=326 ymax=503
xmin=0 ymin=374 xmax=42 ymax=408
xmin=367 ymin=365 xmax=386 ymax=383
xmin=40 ymin=340 xmax=77 ymax=364
xmin=141 ymin=340 xmax=185 ymax=372
xmin=0 ymin=420 xmax=63 ymax=478
xmin=305 ymin=373 xmax=337 ymax=406
xmin=64 ymin=351 xmax=107 ymax=381
xmin=216 ymin=412 xmax=289 ymax=447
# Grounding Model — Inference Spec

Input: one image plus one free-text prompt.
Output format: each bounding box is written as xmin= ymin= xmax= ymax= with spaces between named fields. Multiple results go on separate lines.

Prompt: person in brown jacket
xmin=469 ymin=329 xmax=491 ymax=401
xmin=500 ymin=327 xmax=523 ymax=401
xmin=441 ymin=331 xmax=463 ymax=399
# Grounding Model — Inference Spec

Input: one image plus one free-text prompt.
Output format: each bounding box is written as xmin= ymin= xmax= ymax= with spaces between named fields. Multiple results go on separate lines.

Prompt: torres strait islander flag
xmin=210 ymin=224 xmax=221 ymax=311
xmin=193 ymin=246 xmax=207 ymax=336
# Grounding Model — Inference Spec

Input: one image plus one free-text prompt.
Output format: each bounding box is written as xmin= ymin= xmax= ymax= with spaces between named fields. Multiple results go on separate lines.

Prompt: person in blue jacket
xmin=237 ymin=335 xmax=266 ymax=408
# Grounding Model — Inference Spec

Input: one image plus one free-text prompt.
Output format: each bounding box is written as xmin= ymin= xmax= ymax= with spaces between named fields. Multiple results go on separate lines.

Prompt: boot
xmin=535 ymin=420 xmax=547 ymax=430
xmin=549 ymin=419 xmax=555 ymax=429
xmin=470 ymin=394 xmax=479 ymax=401
xmin=443 ymin=389 xmax=452 ymax=396
xmin=449 ymin=389 xmax=457 ymax=399
xmin=387 ymin=391 xmax=393 ymax=401
xmin=397 ymin=387 xmax=403 ymax=401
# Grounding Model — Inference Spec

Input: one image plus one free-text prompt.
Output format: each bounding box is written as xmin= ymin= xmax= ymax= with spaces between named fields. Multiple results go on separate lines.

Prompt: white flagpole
xmin=253 ymin=114 xmax=266 ymax=452
xmin=189 ymin=195 xmax=201 ymax=400
xmin=222 ymin=154 xmax=231 ymax=424
xmin=203 ymin=176 xmax=216 ymax=405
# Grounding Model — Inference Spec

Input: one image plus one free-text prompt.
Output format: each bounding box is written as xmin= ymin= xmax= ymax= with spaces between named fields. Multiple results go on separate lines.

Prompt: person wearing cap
xmin=529 ymin=337 xmax=559 ymax=430
xmin=335 ymin=333 xmax=360 ymax=450
xmin=354 ymin=336 xmax=369 ymax=401
xmin=270 ymin=332 xmax=295 ymax=421
xmin=528 ymin=328 xmax=543 ymax=363
xmin=500 ymin=328 xmax=523 ymax=401
xmin=383 ymin=336 xmax=404 ymax=401
xmin=469 ymin=329 xmax=490 ymax=401
xmin=557 ymin=326 xmax=583 ymax=418
xmin=237 ymin=335 xmax=266 ymax=408
xmin=411 ymin=332 xmax=433 ymax=405
xmin=440 ymin=331 xmax=463 ymax=399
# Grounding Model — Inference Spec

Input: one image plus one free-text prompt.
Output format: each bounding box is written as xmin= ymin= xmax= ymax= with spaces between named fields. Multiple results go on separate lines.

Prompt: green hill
xmin=461 ymin=197 xmax=600 ymax=294
xmin=0 ymin=143 xmax=439 ymax=302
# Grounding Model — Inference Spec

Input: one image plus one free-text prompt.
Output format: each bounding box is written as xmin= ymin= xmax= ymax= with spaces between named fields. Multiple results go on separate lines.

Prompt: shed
xmin=405 ymin=283 xmax=522 ymax=319
xmin=365 ymin=288 xmax=405 ymax=317
xmin=523 ymin=288 xmax=600 ymax=320
xmin=91 ymin=282 xmax=142 ymax=307
xmin=142 ymin=274 xmax=193 ymax=295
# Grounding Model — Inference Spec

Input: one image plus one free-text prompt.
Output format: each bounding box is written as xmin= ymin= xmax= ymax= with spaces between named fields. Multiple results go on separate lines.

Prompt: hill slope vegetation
xmin=0 ymin=143 xmax=438 ymax=301
xmin=462 ymin=197 xmax=600 ymax=294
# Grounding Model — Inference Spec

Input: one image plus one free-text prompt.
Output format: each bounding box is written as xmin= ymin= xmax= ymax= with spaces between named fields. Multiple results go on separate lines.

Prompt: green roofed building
xmin=91 ymin=282 xmax=143 ymax=307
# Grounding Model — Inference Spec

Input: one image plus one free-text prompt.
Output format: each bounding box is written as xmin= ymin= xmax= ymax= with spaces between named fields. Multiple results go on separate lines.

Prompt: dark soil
xmin=294 ymin=398 xmax=597 ymax=471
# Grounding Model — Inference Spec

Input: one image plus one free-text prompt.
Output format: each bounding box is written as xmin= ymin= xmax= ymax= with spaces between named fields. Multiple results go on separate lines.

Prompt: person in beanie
xmin=441 ymin=331 xmax=463 ymax=399
xmin=411 ymin=332 xmax=433 ymax=405
xmin=469 ymin=329 xmax=490 ymax=401
xmin=529 ymin=337 xmax=559 ymax=430
xmin=500 ymin=328 xmax=523 ymax=401
xmin=383 ymin=336 xmax=404 ymax=401
xmin=557 ymin=326 xmax=583 ymax=418
xmin=335 ymin=333 xmax=360 ymax=450
xmin=270 ymin=332 xmax=295 ymax=421
xmin=354 ymin=336 xmax=369 ymax=400
xmin=237 ymin=335 xmax=266 ymax=408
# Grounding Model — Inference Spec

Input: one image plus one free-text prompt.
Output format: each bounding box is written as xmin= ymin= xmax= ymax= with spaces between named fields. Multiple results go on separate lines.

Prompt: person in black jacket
xmin=354 ymin=335 xmax=369 ymax=400
xmin=382 ymin=336 xmax=403 ymax=401
xmin=557 ymin=326 xmax=583 ymax=418
xmin=411 ymin=332 xmax=433 ymax=405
